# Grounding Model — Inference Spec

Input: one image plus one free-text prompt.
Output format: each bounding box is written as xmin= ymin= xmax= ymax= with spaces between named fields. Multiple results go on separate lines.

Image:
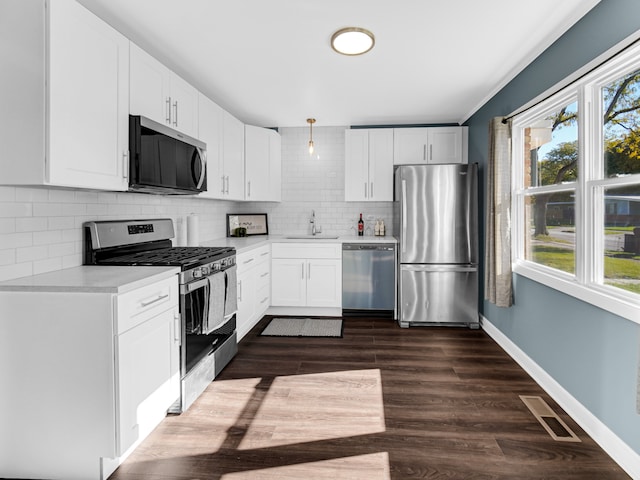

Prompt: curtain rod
xmin=501 ymin=34 xmax=640 ymax=124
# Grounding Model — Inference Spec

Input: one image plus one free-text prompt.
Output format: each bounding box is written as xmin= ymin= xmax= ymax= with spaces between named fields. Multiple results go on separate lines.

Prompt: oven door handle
xmin=181 ymin=277 xmax=210 ymax=294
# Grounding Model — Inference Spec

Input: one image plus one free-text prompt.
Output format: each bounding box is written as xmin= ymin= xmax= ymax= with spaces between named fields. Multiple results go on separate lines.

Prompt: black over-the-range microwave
xmin=129 ymin=115 xmax=207 ymax=194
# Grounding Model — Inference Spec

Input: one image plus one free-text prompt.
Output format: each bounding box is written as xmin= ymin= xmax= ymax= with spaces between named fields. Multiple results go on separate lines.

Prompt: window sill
xmin=512 ymin=262 xmax=640 ymax=325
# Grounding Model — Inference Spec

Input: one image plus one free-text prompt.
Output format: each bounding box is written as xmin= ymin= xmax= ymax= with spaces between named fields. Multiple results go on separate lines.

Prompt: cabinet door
xmin=393 ymin=128 xmax=429 ymax=164
xmin=48 ymin=0 xmax=128 ymax=190
xmin=271 ymin=259 xmax=306 ymax=306
xmin=268 ymin=129 xmax=282 ymax=201
xmin=306 ymin=259 xmax=342 ymax=307
xmin=428 ymin=127 xmax=464 ymax=164
xmin=130 ymin=43 xmax=171 ymax=126
xmin=223 ymin=111 xmax=245 ymax=200
xmin=368 ymin=129 xmax=394 ymax=201
xmin=236 ymin=271 xmax=257 ymax=340
xmin=344 ymin=129 xmax=369 ymax=201
xmin=169 ymin=73 xmax=199 ymax=137
xmin=117 ymin=307 xmax=179 ymax=455
xmin=245 ymin=125 xmax=270 ymax=201
xmin=198 ymin=94 xmax=224 ymax=199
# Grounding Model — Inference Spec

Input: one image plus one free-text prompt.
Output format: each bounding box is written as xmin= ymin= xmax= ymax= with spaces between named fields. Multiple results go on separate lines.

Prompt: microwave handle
xmin=196 ymin=148 xmax=206 ymax=189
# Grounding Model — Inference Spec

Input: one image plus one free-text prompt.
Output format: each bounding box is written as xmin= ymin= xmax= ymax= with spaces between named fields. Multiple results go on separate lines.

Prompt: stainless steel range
xmin=84 ymin=218 xmax=237 ymax=413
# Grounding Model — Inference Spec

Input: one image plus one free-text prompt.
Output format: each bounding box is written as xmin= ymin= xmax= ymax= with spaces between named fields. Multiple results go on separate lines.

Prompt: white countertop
xmin=0 ymin=235 xmax=396 ymax=292
xmin=0 ymin=265 xmax=180 ymax=294
xmin=201 ymin=234 xmax=398 ymax=254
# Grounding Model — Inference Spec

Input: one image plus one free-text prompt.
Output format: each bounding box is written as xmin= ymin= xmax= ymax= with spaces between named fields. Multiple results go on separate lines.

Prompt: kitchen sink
xmin=285 ymin=235 xmax=339 ymax=240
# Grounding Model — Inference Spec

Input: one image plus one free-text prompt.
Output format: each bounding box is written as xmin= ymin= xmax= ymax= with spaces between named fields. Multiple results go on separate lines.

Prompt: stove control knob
xmin=193 ymin=268 xmax=203 ymax=278
xmin=200 ymin=265 xmax=210 ymax=276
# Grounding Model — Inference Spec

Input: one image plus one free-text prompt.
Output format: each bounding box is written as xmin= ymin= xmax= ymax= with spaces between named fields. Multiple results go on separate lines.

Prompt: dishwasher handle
xmin=343 ymin=243 xmax=395 ymax=251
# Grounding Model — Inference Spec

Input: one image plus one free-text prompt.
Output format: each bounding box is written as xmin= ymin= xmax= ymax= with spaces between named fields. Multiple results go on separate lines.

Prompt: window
xmin=512 ymin=42 xmax=640 ymax=323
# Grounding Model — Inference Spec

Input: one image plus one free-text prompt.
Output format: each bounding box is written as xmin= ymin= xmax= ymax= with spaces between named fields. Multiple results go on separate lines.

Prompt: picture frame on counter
xmin=226 ymin=213 xmax=269 ymax=237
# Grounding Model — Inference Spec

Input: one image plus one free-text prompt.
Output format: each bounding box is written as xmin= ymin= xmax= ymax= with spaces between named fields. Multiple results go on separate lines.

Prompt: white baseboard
xmin=481 ymin=315 xmax=640 ymax=480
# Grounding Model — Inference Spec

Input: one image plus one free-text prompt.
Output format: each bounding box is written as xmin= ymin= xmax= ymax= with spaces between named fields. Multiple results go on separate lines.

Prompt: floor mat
xmin=259 ymin=317 xmax=343 ymax=337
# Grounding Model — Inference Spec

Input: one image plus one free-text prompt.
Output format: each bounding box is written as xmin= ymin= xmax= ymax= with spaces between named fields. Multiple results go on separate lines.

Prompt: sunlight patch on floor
xmin=238 ymin=369 xmax=386 ymax=450
xmin=220 ymin=452 xmax=390 ymax=480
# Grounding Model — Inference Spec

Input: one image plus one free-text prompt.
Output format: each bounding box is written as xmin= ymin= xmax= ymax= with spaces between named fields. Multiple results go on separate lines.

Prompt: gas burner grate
xmin=99 ymin=246 xmax=232 ymax=267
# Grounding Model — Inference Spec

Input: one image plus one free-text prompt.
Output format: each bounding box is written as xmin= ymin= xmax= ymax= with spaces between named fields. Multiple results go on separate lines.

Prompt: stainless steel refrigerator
xmin=394 ymin=163 xmax=478 ymax=328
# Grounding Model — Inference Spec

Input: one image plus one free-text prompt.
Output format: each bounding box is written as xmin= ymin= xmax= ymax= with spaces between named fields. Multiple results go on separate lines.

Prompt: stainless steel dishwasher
xmin=342 ymin=243 xmax=396 ymax=317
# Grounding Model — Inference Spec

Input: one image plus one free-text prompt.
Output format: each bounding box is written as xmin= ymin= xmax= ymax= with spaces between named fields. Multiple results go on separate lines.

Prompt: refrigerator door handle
xmin=401 ymin=179 xmax=407 ymax=253
xmin=402 ymin=264 xmax=477 ymax=273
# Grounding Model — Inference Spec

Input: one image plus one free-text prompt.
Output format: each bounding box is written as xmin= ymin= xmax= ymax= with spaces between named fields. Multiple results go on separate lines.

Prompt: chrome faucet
xmin=310 ymin=210 xmax=316 ymax=235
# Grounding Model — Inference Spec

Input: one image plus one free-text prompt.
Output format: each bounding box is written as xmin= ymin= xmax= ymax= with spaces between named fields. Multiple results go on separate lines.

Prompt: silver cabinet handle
xmin=174 ymin=311 xmax=181 ymax=344
xmin=402 ymin=179 xmax=407 ymax=252
xmin=173 ymin=100 xmax=178 ymax=127
xmin=221 ymin=175 xmax=226 ymax=194
xmin=140 ymin=293 xmax=169 ymax=307
xmin=429 ymin=144 xmax=433 ymax=161
xmin=301 ymin=263 xmax=305 ymax=280
xmin=260 ymin=272 xmax=269 ymax=278
xmin=247 ymin=180 xmax=251 ymax=198
xmin=122 ymin=151 xmax=129 ymax=180
xmin=370 ymin=182 xmax=374 ymax=198
xmin=225 ymin=176 xmax=230 ymax=194
xmin=166 ymin=97 xmax=172 ymax=124
xmin=423 ymin=144 xmax=426 ymax=161
xmin=238 ymin=279 xmax=243 ymax=302
xmin=364 ymin=182 xmax=367 ymax=198
xmin=243 ymin=258 xmax=254 ymax=265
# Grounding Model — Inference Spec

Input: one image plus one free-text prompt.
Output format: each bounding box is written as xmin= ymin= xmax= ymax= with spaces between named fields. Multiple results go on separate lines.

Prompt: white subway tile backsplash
xmin=0 ymin=262 xmax=32 ymax=282
xmin=0 ymin=219 xmax=16 ymax=234
xmin=33 ymin=230 xmax=62 ymax=246
xmin=16 ymin=217 xmax=48 ymax=232
xmin=0 ymin=203 xmax=33 ymax=218
xmin=33 ymin=257 xmax=62 ymax=275
xmin=16 ymin=245 xmax=49 ymax=263
xmin=0 ymin=186 xmax=16 ymax=201
xmin=0 ymin=249 xmax=16 ymax=266
xmin=1 ymin=232 xmax=33 ymax=249
xmin=15 ymin=187 xmax=48 ymax=202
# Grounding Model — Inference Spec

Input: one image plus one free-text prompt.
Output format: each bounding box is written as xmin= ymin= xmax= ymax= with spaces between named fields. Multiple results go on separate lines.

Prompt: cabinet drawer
xmin=237 ymin=244 xmax=270 ymax=274
xmin=271 ymin=243 xmax=341 ymax=259
xmin=116 ymin=276 xmax=178 ymax=334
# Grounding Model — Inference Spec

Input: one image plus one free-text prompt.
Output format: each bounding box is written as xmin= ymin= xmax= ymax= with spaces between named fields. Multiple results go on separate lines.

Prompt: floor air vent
xmin=520 ymin=395 xmax=581 ymax=442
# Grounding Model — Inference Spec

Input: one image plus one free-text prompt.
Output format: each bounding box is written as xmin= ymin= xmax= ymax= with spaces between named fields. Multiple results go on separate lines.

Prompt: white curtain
xmin=484 ymin=117 xmax=513 ymax=308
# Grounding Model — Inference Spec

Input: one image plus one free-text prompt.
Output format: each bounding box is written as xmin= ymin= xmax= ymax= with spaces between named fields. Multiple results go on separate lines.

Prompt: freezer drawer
xmin=399 ymin=264 xmax=478 ymax=327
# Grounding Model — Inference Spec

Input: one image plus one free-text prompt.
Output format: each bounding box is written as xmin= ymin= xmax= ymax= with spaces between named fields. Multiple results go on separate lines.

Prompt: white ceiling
xmin=77 ymin=0 xmax=601 ymax=128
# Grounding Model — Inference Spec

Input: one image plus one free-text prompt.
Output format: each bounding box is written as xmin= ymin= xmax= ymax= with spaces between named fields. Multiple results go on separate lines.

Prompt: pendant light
xmin=307 ymin=118 xmax=316 ymax=155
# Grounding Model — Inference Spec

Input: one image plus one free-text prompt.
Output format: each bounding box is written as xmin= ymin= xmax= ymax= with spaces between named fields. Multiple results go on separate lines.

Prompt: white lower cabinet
xmin=0 ymin=274 xmax=179 ymax=480
xmin=271 ymin=243 xmax=342 ymax=307
xmin=236 ymin=244 xmax=271 ymax=339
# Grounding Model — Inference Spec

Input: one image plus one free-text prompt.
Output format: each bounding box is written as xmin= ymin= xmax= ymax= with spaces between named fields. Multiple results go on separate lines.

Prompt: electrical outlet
xmin=366 ymin=215 xmax=375 ymax=221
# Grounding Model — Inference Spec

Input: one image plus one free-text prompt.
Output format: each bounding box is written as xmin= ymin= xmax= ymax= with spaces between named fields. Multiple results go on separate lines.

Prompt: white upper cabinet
xmin=198 ymin=96 xmax=245 ymax=201
xmin=345 ymin=128 xmax=394 ymax=201
xmin=130 ymin=43 xmax=198 ymax=138
xmin=198 ymin=94 xmax=224 ymax=199
xmin=245 ymin=125 xmax=282 ymax=202
xmin=222 ymin=110 xmax=246 ymax=200
xmin=269 ymin=129 xmax=282 ymax=201
xmin=245 ymin=125 xmax=270 ymax=201
xmin=1 ymin=0 xmax=129 ymax=191
xmin=393 ymin=126 xmax=468 ymax=164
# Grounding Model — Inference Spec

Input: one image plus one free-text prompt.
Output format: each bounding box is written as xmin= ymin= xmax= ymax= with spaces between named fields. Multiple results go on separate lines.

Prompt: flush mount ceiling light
xmin=307 ymin=118 xmax=316 ymax=155
xmin=331 ymin=27 xmax=375 ymax=56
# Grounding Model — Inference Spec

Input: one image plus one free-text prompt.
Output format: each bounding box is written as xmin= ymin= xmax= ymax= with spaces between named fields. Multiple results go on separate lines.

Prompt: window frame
xmin=511 ymin=40 xmax=640 ymax=325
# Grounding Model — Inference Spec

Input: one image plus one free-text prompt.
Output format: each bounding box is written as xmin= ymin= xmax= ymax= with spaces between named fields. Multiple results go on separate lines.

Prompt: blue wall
xmin=466 ymin=0 xmax=640 ymax=455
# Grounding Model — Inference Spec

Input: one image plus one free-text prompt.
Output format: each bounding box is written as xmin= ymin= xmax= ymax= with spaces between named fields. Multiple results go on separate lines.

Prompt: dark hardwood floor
xmin=111 ymin=315 xmax=630 ymax=480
